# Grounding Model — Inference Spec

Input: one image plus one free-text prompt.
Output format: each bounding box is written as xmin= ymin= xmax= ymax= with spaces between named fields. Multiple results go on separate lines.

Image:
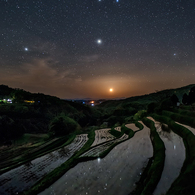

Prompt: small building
xmin=24 ymin=100 xmax=35 ymax=104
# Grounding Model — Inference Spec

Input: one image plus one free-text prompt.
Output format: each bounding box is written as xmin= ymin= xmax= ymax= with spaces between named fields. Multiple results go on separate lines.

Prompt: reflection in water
xmin=39 ymin=123 xmax=153 ymax=195
xmin=97 ymin=157 xmax=101 ymax=163
xmin=148 ymin=117 xmax=185 ymax=195
xmin=0 ymin=134 xmax=88 ymax=195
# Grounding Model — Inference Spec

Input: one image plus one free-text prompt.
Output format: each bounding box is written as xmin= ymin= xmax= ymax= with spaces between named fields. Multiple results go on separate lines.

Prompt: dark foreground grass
xmin=135 ymin=120 xmax=144 ymax=130
xmin=152 ymin=113 xmax=195 ymax=195
xmin=109 ymin=127 xmax=124 ymax=138
xmin=131 ymin=117 xmax=165 ymax=195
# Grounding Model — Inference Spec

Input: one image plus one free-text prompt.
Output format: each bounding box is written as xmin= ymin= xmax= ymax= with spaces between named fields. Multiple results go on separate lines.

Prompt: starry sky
xmin=0 ymin=0 xmax=195 ymax=99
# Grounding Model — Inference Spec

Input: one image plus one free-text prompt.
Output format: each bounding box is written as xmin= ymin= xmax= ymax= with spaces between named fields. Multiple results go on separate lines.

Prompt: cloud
xmin=0 ymin=59 xmax=82 ymax=98
xmin=23 ymin=59 xmax=74 ymax=83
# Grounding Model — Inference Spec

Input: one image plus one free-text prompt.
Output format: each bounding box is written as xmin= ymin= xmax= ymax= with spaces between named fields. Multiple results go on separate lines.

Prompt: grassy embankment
xmin=0 ymin=134 xmax=76 ymax=175
xmin=131 ymin=117 xmax=165 ymax=195
xmin=152 ymin=112 xmax=195 ymax=195
xmin=109 ymin=127 xmax=124 ymax=138
xmin=172 ymin=107 xmax=195 ymax=117
xmin=162 ymin=110 xmax=195 ymax=128
xmin=135 ymin=120 xmax=144 ymax=131
xmin=23 ymin=123 xmax=137 ymax=195
xmin=109 ymin=120 xmax=143 ymax=137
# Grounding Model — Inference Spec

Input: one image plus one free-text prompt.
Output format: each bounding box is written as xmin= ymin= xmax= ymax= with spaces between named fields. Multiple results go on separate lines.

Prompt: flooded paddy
xmin=81 ymin=134 xmax=128 ymax=157
xmin=148 ymin=117 xmax=185 ymax=195
xmin=39 ymin=123 xmax=153 ymax=195
xmin=91 ymin=128 xmax=115 ymax=147
xmin=125 ymin=123 xmax=139 ymax=132
xmin=0 ymin=134 xmax=88 ymax=195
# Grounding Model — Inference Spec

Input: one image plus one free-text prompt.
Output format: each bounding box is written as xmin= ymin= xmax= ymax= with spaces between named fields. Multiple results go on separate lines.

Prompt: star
xmin=97 ymin=39 xmax=102 ymax=44
xmin=174 ymin=53 xmax=177 ymax=56
xmin=24 ymin=47 xmax=28 ymax=51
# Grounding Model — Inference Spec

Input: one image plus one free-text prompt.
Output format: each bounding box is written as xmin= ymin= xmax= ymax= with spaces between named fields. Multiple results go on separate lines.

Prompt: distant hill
xmin=0 ymin=85 xmax=100 ymax=141
xmin=98 ymin=84 xmax=195 ymax=109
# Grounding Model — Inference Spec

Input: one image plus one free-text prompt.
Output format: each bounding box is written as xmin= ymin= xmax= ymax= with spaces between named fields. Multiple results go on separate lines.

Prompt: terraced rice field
xmin=39 ymin=123 xmax=153 ymax=195
xmin=0 ymin=137 xmax=58 ymax=169
xmin=81 ymin=133 xmax=128 ymax=157
xmin=114 ymin=126 xmax=121 ymax=132
xmin=1 ymin=117 xmax=192 ymax=195
xmin=148 ymin=117 xmax=185 ymax=195
xmin=125 ymin=123 xmax=139 ymax=132
xmin=91 ymin=128 xmax=115 ymax=147
xmin=0 ymin=134 xmax=88 ymax=195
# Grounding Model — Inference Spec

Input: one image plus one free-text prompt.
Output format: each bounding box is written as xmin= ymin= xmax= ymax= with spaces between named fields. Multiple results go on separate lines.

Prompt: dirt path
xmin=175 ymin=122 xmax=195 ymax=135
xmin=0 ymin=134 xmax=88 ymax=195
xmin=148 ymin=117 xmax=185 ymax=195
xmin=39 ymin=123 xmax=153 ymax=195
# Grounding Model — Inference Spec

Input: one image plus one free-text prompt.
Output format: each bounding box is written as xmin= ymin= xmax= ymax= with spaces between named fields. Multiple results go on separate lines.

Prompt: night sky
xmin=0 ymin=0 xmax=195 ymax=99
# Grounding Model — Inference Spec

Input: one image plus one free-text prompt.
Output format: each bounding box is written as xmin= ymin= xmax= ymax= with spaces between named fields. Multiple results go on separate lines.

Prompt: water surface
xmin=39 ymin=123 xmax=153 ymax=195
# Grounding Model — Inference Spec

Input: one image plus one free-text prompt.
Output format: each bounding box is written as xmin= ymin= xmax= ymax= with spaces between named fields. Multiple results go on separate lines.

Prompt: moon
xmin=109 ymin=88 xmax=113 ymax=92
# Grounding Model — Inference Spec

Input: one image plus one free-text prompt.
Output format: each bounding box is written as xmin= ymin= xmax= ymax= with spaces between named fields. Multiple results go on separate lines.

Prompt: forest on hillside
xmin=0 ymin=84 xmax=195 ymax=143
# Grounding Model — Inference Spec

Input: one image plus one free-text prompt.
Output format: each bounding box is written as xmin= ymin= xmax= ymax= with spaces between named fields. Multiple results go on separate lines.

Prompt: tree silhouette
xmin=49 ymin=115 xmax=79 ymax=136
xmin=170 ymin=94 xmax=179 ymax=106
xmin=188 ymin=86 xmax=195 ymax=104
xmin=182 ymin=93 xmax=189 ymax=105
